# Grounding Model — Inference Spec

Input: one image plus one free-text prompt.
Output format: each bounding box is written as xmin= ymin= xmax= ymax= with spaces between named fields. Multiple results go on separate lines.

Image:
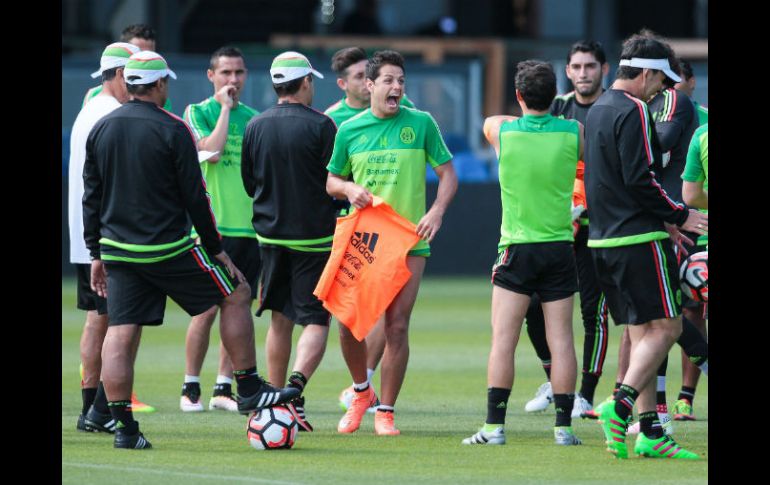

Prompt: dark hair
xmin=366 ymin=50 xmax=405 ymax=81
xmin=126 ymin=77 xmax=164 ymax=96
xmin=209 ymin=46 xmax=245 ymax=70
xmin=101 ymin=66 xmax=119 ymax=82
xmin=272 ymin=75 xmax=309 ymax=97
xmin=331 ymin=47 xmax=368 ymax=77
xmin=567 ymin=40 xmax=607 ymax=65
xmin=616 ymin=31 xmax=672 ymax=80
xmin=514 ymin=60 xmax=556 ymax=111
xmin=120 ymin=24 xmax=156 ymax=42
xmin=678 ymin=57 xmax=693 ymax=80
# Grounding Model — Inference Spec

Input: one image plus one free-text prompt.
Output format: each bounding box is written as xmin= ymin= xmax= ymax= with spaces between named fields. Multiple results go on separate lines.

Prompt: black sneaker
xmin=76 ymin=414 xmax=93 ymax=432
xmin=84 ymin=405 xmax=117 ymax=433
xmin=180 ymin=382 xmax=204 ymax=412
xmin=287 ymin=396 xmax=314 ymax=432
xmin=114 ymin=428 xmax=152 ymax=449
xmin=237 ymin=379 xmax=301 ymax=415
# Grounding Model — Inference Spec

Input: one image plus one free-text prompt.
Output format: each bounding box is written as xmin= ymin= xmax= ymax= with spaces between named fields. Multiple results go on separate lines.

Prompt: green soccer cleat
xmin=596 ymin=399 xmax=629 ymax=459
xmin=672 ymin=399 xmax=696 ymax=421
xmin=634 ymin=433 xmax=700 ymax=459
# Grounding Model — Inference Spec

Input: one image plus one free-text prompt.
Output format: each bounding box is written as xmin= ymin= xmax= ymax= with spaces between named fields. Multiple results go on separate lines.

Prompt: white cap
xmin=123 ymin=51 xmax=177 ymax=85
xmin=90 ymin=42 xmax=141 ymax=79
xmin=619 ymin=57 xmax=682 ymax=83
xmin=269 ymin=51 xmax=324 ymax=84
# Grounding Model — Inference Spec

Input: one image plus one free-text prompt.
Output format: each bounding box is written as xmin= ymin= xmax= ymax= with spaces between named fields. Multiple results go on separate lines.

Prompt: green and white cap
xmin=90 ymin=42 xmax=141 ymax=78
xmin=123 ymin=51 xmax=177 ymax=85
xmin=270 ymin=51 xmax=324 ymax=84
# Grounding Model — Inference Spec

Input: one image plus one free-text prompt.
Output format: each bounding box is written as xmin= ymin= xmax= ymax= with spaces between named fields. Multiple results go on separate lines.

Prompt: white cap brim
xmin=619 ymin=57 xmax=682 ymax=83
xmin=124 ymin=67 xmax=178 ymax=85
xmin=269 ymin=66 xmax=324 ymax=84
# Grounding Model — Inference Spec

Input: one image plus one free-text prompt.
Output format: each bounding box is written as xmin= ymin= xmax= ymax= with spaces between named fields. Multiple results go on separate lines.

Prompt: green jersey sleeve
xmin=326 ymin=125 xmax=352 ymax=176
xmin=183 ymin=103 xmax=212 ymax=142
xmin=682 ymin=124 xmax=707 ymax=182
xmin=423 ymin=112 xmax=452 ymax=168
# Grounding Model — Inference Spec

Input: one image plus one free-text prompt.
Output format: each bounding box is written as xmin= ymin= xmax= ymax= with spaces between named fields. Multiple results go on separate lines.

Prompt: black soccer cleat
xmin=84 ymin=406 xmax=117 ymax=434
xmin=287 ymin=396 xmax=314 ymax=432
xmin=76 ymin=414 xmax=94 ymax=432
xmin=237 ymin=379 xmax=301 ymax=415
xmin=114 ymin=429 xmax=152 ymax=449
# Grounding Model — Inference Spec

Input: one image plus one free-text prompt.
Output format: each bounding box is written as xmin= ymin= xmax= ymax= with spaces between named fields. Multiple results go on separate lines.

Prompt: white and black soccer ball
xmin=679 ymin=251 xmax=708 ymax=303
xmin=247 ymin=405 xmax=298 ymax=450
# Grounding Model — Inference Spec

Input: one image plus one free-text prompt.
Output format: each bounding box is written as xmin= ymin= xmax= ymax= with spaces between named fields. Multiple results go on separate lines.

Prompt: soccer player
xmin=77 ymin=24 xmax=165 ymax=414
xmin=326 ymin=50 xmax=458 ymax=436
xmin=522 ymin=40 xmax=611 ymax=418
xmin=584 ymin=33 xmax=706 ymax=459
xmin=462 ymin=60 xmax=583 ymax=446
xmin=324 ymin=46 xmax=412 ymax=413
xmin=241 ymin=51 xmax=339 ymax=432
xmin=82 ymin=51 xmax=299 ymax=449
xmin=674 ymin=58 xmax=708 ymax=127
xmin=179 ymin=46 xmax=259 ymax=413
xmin=69 ymin=42 xmax=140 ymax=433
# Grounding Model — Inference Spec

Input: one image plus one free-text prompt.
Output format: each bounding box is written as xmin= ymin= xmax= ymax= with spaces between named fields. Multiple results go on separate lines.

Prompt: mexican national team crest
xmin=400 ymin=126 xmax=416 ymax=144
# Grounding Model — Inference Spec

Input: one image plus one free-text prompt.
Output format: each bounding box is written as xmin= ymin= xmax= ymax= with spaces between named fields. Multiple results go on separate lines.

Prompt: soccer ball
xmin=247 ymin=405 xmax=298 ymax=450
xmin=679 ymin=251 xmax=708 ymax=303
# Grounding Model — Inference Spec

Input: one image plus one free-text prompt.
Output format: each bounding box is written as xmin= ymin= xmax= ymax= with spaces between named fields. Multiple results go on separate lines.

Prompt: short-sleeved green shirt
xmin=183 ymin=97 xmax=259 ymax=238
xmin=327 ymin=107 xmax=452 ymax=255
xmin=83 ymin=85 xmax=173 ymax=112
xmin=497 ymin=114 xmax=579 ymax=250
xmin=693 ymin=101 xmax=708 ymax=127
xmin=682 ymin=123 xmax=708 ymax=246
xmin=325 ymin=94 xmax=415 ymax=127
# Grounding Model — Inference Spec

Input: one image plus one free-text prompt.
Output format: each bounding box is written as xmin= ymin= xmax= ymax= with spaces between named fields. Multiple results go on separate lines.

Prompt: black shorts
xmin=591 ymin=240 xmax=682 ymax=325
xmin=222 ymin=236 xmax=261 ymax=299
xmin=75 ymin=263 xmax=108 ymax=314
xmin=105 ymin=246 xmax=238 ymax=326
xmin=256 ymin=246 xmax=331 ymax=326
xmin=491 ymin=242 xmax=578 ymax=302
xmin=673 ymin=234 xmax=707 ymax=310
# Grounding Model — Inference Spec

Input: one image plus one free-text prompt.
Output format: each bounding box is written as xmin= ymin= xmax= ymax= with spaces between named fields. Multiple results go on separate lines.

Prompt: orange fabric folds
xmin=313 ymin=197 xmax=420 ymax=341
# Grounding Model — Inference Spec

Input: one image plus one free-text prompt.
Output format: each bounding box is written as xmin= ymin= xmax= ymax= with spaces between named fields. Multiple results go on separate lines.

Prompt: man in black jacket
xmin=83 ymin=51 xmax=299 ymax=450
xmin=241 ymin=51 xmax=338 ymax=432
xmin=584 ymin=34 xmax=707 ymax=460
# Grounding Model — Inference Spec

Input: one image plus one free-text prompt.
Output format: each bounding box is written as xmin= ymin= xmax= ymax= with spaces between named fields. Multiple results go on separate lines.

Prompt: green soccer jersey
xmin=83 ymin=85 xmax=173 ymax=112
xmin=325 ymin=94 xmax=415 ymax=127
xmin=183 ymin=97 xmax=259 ymax=238
xmin=327 ymin=106 xmax=452 ymax=255
xmin=497 ymin=113 xmax=579 ymax=250
xmin=682 ymin=123 xmax=708 ymax=246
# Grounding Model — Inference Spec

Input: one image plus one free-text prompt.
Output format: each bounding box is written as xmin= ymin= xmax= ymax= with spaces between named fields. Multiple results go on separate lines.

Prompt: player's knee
xmin=226 ymin=283 xmax=252 ymax=306
xmin=384 ymin=318 xmax=409 ymax=342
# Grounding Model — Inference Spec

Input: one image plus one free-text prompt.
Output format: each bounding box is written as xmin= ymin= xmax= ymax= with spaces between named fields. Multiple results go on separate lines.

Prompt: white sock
xmin=378 ymin=404 xmax=394 ymax=412
xmin=216 ymin=375 xmax=233 ymax=385
xmin=699 ymin=361 xmax=708 ymax=376
xmin=353 ymin=381 xmax=369 ymax=391
xmin=366 ymin=368 xmax=376 ymax=382
xmin=184 ymin=375 xmax=200 ymax=384
xmin=656 ymin=375 xmax=666 ymax=392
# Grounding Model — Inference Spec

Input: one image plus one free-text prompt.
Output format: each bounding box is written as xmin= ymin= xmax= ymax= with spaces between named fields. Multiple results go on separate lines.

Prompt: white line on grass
xmin=62 ymin=462 xmax=305 ymax=485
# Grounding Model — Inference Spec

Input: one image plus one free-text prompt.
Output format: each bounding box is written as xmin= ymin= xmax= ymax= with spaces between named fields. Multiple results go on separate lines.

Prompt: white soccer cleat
xmin=209 ymin=395 xmax=239 ymax=412
xmin=180 ymin=395 xmax=204 ymax=412
xmin=626 ymin=413 xmax=674 ymax=436
xmin=462 ymin=426 xmax=506 ymax=445
xmin=525 ymin=381 xmax=553 ymax=412
xmin=571 ymin=393 xmax=593 ymax=418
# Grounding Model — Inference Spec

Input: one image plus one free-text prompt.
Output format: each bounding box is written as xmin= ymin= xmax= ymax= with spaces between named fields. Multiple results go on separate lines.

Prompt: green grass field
xmin=62 ymin=276 xmax=707 ymax=484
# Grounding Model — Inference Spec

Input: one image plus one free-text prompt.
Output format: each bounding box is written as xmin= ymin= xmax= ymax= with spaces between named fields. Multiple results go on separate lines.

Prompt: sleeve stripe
xmin=623 ymin=92 xmax=653 ymax=166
